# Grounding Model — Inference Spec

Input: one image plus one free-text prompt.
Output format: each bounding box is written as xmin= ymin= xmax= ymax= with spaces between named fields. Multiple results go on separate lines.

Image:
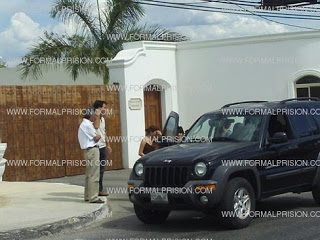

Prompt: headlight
xmin=135 ymin=163 xmax=144 ymax=176
xmin=194 ymin=162 xmax=207 ymax=177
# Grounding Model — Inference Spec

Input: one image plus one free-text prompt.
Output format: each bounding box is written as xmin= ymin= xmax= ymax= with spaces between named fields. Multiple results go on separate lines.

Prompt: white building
xmin=108 ymin=31 xmax=320 ymax=168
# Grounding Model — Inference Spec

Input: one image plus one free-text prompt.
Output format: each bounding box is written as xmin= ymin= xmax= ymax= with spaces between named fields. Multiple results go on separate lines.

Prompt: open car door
xmin=160 ymin=111 xmax=179 ymax=147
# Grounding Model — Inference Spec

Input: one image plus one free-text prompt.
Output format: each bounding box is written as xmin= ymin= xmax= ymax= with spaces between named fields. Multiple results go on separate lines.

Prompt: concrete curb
xmin=0 ymin=201 xmax=110 ymax=240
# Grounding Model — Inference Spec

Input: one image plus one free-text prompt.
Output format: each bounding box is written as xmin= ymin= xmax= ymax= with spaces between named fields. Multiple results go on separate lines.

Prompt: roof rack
xmin=221 ymin=101 xmax=268 ymax=108
xmin=280 ymin=97 xmax=320 ymax=104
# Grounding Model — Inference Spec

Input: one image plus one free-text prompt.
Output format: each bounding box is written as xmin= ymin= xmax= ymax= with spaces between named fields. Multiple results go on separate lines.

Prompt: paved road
xmin=40 ymin=169 xmax=320 ymax=240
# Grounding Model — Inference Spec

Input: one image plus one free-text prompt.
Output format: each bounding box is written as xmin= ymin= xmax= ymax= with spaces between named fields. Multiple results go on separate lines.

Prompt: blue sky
xmin=0 ymin=0 xmax=318 ymax=67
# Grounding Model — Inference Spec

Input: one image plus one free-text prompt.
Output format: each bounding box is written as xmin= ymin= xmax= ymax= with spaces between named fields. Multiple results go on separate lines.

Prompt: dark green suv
xmin=128 ymin=98 xmax=320 ymax=229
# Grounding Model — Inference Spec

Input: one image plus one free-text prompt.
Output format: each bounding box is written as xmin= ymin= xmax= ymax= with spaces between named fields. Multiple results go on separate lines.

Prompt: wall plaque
xmin=129 ymin=98 xmax=142 ymax=110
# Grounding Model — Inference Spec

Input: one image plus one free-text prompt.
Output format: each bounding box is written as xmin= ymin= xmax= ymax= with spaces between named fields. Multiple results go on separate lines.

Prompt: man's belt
xmin=86 ymin=145 xmax=99 ymax=150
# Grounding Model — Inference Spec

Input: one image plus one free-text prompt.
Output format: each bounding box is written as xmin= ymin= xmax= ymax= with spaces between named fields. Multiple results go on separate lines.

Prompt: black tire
xmin=312 ymin=185 xmax=320 ymax=205
xmin=134 ymin=204 xmax=170 ymax=224
xmin=218 ymin=177 xmax=256 ymax=229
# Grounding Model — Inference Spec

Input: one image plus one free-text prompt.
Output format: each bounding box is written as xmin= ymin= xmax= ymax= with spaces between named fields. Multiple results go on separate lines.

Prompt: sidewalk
xmin=0 ymin=182 xmax=108 ymax=240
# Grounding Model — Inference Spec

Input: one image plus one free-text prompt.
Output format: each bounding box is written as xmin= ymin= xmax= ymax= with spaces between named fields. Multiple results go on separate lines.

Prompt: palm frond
xmin=20 ymin=0 xmax=189 ymax=84
xmin=106 ymin=0 xmax=145 ymax=32
xmin=50 ymin=0 xmax=101 ymax=41
xmin=18 ymin=32 xmax=104 ymax=81
xmin=0 ymin=61 xmax=6 ymax=68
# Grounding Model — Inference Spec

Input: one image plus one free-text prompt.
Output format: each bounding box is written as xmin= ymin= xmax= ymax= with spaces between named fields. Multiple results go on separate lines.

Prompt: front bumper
xmin=128 ymin=179 xmax=222 ymax=210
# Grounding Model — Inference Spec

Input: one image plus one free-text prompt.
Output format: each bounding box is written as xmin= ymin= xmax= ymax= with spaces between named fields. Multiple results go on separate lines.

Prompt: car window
xmin=165 ymin=116 xmax=177 ymax=137
xmin=224 ymin=116 xmax=260 ymax=141
xmin=307 ymin=115 xmax=319 ymax=135
xmin=289 ymin=114 xmax=313 ymax=138
xmin=268 ymin=114 xmax=294 ymax=139
xmin=186 ymin=114 xmax=262 ymax=142
xmin=188 ymin=117 xmax=214 ymax=138
xmin=310 ymin=105 xmax=320 ymax=133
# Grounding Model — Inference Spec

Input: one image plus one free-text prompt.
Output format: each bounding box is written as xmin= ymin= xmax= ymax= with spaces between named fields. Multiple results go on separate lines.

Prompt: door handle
xmin=277 ymin=146 xmax=297 ymax=155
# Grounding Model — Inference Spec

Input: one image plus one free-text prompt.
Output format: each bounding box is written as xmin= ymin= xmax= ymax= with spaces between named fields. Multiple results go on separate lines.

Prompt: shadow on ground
xmin=102 ymin=193 xmax=319 ymax=233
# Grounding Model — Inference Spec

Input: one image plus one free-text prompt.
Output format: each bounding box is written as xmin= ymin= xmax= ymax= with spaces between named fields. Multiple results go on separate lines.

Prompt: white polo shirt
xmin=97 ymin=117 xmax=106 ymax=149
xmin=78 ymin=118 xmax=97 ymax=150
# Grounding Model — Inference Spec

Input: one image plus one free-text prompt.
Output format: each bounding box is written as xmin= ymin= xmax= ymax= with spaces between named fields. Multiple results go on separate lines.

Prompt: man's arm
xmin=93 ymin=135 xmax=101 ymax=142
xmin=138 ymin=139 xmax=146 ymax=156
xmin=93 ymin=108 xmax=101 ymax=129
xmin=83 ymin=124 xmax=101 ymax=142
xmin=106 ymin=131 xmax=112 ymax=154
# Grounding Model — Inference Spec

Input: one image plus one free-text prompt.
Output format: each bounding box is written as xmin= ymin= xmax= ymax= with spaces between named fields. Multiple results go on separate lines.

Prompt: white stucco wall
xmin=0 ymin=67 xmax=103 ymax=85
xmin=108 ymin=41 xmax=179 ymax=168
xmin=108 ymin=31 xmax=320 ymax=168
xmin=176 ymin=31 xmax=320 ymax=129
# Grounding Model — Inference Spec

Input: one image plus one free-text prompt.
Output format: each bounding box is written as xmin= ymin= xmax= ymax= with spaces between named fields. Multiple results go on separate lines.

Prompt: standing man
xmin=93 ymin=100 xmax=112 ymax=196
xmin=78 ymin=107 xmax=104 ymax=204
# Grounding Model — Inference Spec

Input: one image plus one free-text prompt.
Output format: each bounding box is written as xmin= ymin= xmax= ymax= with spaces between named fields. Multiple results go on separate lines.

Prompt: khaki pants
xmin=84 ymin=147 xmax=100 ymax=202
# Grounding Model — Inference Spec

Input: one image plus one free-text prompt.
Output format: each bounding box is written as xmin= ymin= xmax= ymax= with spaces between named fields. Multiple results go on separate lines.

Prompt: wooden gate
xmin=144 ymin=86 xmax=162 ymax=129
xmin=0 ymin=85 xmax=122 ymax=181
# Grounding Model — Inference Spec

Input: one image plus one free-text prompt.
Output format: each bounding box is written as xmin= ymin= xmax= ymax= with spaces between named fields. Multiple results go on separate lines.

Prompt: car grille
xmin=144 ymin=166 xmax=191 ymax=187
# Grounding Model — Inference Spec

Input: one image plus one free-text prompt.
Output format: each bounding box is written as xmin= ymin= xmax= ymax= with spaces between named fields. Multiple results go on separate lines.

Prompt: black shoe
xmin=90 ymin=199 xmax=105 ymax=204
xmin=99 ymin=191 xmax=109 ymax=196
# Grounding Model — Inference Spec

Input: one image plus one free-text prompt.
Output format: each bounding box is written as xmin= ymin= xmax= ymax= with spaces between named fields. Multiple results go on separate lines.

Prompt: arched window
xmin=295 ymin=75 xmax=320 ymax=98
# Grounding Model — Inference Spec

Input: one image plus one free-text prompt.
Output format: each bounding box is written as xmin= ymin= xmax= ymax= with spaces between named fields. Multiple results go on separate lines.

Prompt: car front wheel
xmin=134 ymin=204 xmax=170 ymax=224
xmin=218 ymin=177 xmax=256 ymax=229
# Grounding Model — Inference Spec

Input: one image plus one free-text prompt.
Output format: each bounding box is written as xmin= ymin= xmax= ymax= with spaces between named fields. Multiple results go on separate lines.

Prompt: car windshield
xmin=185 ymin=113 xmax=263 ymax=142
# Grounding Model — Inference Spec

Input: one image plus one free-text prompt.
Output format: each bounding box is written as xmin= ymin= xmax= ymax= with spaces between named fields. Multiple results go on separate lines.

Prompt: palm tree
xmin=19 ymin=0 xmax=187 ymax=84
xmin=0 ymin=58 xmax=6 ymax=68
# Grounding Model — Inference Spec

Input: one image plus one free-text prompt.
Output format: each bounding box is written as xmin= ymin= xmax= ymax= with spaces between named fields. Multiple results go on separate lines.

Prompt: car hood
xmin=142 ymin=142 xmax=258 ymax=165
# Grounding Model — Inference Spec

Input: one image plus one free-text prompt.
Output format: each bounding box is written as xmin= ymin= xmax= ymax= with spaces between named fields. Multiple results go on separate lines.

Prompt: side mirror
xmin=269 ymin=132 xmax=288 ymax=144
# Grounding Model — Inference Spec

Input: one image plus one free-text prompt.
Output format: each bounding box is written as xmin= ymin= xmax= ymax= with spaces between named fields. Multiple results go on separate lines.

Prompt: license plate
xmin=150 ymin=192 xmax=168 ymax=203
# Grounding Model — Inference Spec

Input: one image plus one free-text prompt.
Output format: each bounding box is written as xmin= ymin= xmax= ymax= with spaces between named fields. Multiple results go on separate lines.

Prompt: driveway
xmin=40 ymin=169 xmax=320 ymax=240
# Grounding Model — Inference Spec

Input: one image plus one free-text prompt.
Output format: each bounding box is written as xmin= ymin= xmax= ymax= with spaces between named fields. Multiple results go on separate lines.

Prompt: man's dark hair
xmin=93 ymin=100 xmax=107 ymax=109
xmin=83 ymin=107 xmax=95 ymax=119
xmin=178 ymin=126 xmax=184 ymax=134
xmin=145 ymin=125 xmax=160 ymax=134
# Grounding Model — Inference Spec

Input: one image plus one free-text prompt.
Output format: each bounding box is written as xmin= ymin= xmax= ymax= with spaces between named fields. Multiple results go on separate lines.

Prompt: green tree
xmin=0 ymin=59 xmax=6 ymax=68
xmin=19 ymin=0 xmax=187 ymax=84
